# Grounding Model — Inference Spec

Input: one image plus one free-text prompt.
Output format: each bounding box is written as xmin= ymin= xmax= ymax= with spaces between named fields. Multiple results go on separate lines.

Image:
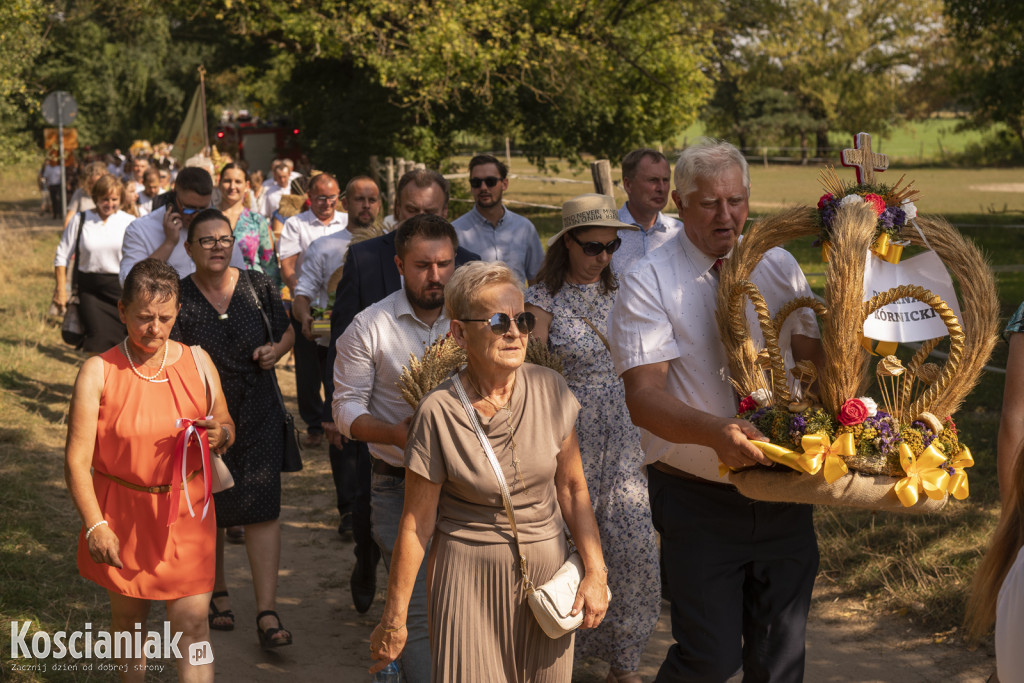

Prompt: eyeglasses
xmin=469 ymin=176 xmax=501 ymax=189
xmin=312 ymin=194 xmax=339 ymax=203
xmin=569 ymin=233 xmax=622 ymax=256
xmin=195 ymin=235 xmax=236 ymax=250
xmin=458 ymin=311 xmax=535 ymax=335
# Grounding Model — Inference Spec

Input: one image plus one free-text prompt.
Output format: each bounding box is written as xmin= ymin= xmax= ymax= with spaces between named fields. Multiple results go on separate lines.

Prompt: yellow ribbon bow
xmin=946 ymin=446 xmax=973 ymax=500
xmin=893 ymin=442 xmax=948 ymax=507
xmin=871 ymin=233 xmax=904 ymax=264
xmin=800 ymin=432 xmax=856 ymax=484
xmin=717 ymin=440 xmax=823 ymax=478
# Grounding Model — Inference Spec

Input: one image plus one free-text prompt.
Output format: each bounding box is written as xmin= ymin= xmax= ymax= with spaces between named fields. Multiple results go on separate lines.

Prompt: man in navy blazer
xmin=322 ymin=169 xmax=479 ymax=614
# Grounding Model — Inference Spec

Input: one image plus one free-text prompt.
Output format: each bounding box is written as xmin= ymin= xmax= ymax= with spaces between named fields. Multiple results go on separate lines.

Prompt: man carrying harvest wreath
xmin=608 ymin=139 xmax=826 ymax=682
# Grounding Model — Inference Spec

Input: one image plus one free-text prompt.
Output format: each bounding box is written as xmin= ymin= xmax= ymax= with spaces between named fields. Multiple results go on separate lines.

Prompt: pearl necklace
xmin=123 ymin=338 xmax=170 ymax=383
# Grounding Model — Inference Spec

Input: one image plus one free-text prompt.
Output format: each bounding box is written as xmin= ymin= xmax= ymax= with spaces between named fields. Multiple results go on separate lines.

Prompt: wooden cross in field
xmin=841 ymin=132 xmax=889 ymax=185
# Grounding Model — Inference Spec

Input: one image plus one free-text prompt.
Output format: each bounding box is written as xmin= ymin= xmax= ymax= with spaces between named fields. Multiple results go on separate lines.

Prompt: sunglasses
xmin=469 ymin=176 xmax=501 ymax=189
xmin=195 ymin=235 xmax=236 ymax=250
xmin=569 ymin=232 xmax=622 ymax=256
xmin=459 ymin=311 xmax=536 ymax=335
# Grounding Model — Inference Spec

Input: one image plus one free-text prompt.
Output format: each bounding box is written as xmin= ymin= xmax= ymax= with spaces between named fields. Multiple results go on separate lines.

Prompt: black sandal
xmin=256 ymin=610 xmax=293 ymax=650
xmin=208 ymin=590 xmax=235 ymax=631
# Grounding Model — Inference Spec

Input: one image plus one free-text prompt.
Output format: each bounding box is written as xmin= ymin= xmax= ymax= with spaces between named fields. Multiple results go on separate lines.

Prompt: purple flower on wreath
xmin=864 ymin=411 xmax=900 ymax=455
xmin=879 ymin=206 xmax=906 ymax=230
xmin=789 ymin=415 xmax=807 ymax=442
xmin=820 ymin=202 xmax=838 ymax=230
xmin=750 ymin=407 xmax=769 ymax=423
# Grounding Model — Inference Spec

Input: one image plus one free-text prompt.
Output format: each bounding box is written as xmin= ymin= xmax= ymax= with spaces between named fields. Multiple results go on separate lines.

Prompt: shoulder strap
xmin=70 ymin=211 xmax=86 ymax=293
xmin=452 ymin=373 xmax=534 ymax=592
xmin=239 ymin=269 xmax=289 ymax=414
xmin=189 ymin=344 xmax=215 ymax=414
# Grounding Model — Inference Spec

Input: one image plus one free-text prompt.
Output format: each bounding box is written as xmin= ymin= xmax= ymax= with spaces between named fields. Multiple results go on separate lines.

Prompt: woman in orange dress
xmin=65 ymin=258 xmax=234 ymax=683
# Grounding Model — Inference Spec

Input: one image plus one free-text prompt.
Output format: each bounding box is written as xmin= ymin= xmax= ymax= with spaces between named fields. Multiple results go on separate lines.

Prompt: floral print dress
xmin=525 ymin=280 xmax=660 ymax=672
xmin=232 ymin=208 xmax=281 ymax=288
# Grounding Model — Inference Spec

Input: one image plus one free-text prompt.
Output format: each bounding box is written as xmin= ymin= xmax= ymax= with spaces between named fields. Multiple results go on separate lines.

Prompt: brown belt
xmin=98 ymin=469 xmax=201 ymax=494
xmin=651 ymin=461 xmax=737 ymax=491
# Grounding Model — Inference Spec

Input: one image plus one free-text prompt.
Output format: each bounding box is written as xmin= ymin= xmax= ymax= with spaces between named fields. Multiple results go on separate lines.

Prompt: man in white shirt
xmin=278 ymin=172 xmax=348 ymax=446
xmin=292 ymin=176 xmax=381 ymax=541
xmin=612 ymin=148 xmax=683 ymax=274
xmin=137 ymin=168 xmax=162 ymax=217
xmin=119 ymin=167 xmax=246 ymax=284
xmin=609 ymin=140 xmax=824 ymax=683
xmin=333 ymin=214 xmax=458 ymax=683
xmin=452 ymin=154 xmax=543 ymax=285
xmin=258 ymin=158 xmax=295 ymax=220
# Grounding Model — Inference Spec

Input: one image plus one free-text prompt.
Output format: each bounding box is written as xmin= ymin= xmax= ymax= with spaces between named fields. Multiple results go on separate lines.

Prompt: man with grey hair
xmin=609 ymin=139 xmax=824 ymax=682
xmin=612 ymin=147 xmax=682 ymax=273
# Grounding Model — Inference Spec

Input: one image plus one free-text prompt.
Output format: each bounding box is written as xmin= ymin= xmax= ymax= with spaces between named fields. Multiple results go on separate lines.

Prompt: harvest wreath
xmin=715 ymin=134 xmax=999 ymax=512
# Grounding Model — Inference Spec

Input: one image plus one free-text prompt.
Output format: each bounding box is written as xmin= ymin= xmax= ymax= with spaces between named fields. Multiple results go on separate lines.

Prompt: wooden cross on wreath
xmin=841 ymin=132 xmax=889 ymax=185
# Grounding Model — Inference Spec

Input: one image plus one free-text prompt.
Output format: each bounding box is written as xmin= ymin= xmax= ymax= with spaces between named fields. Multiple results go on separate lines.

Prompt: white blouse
xmin=54 ymin=209 xmax=134 ymax=274
xmin=997 ymin=545 xmax=1024 ymax=682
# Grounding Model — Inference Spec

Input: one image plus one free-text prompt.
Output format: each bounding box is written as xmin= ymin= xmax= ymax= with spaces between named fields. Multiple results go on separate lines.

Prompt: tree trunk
xmin=816 ymin=129 xmax=830 ymax=159
xmin=800 ymin=132 xmax=809 ymax=165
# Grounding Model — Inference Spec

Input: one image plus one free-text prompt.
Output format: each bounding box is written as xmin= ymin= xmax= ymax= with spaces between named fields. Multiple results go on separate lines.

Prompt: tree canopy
xmin=4 ymin=0 xmax=1020 ymax=173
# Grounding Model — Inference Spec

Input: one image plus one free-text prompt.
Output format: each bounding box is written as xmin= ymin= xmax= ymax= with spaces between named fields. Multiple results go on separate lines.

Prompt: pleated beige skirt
xmin=428 ymin=532 xmax=574 ymax=683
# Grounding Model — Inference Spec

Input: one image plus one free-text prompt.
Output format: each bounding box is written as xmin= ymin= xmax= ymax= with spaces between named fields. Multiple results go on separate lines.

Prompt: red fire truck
xmin=214 ymin=112 xmax=302 ymax=175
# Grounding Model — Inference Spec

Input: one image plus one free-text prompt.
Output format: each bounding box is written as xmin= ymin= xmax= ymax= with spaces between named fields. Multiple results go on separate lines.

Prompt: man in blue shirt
xmin=452 ymin=154 xmax=543 ymax=285
xmin=613 ymin=148 xmax=683 ymax=274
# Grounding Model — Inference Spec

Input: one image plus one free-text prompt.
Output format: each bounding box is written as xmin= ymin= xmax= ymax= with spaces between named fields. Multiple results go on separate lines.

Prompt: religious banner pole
xmin=198 ymin=66 xmax=210 ymax=156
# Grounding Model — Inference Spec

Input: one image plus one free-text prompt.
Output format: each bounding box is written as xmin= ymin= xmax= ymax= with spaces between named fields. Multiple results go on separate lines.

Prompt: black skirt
xmin=77 ymin=272 xmax=125 ymax=353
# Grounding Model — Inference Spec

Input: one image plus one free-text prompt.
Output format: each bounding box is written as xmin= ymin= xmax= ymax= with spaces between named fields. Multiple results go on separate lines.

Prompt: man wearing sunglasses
xmin=452 ymin=154 xmax=544 ymax=286
xmin=119 ymin=166 xmax=246 ymax=284
xmin=332 ymin=214 xmax=461 ymax=683
xmin=609 ymin=140 xmax=823 ymax=683
xmin=613 ymin=148 xmax=683 ymax=274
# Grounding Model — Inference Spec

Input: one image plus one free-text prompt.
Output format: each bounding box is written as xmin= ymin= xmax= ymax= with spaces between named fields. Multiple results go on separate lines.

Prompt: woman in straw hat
xmin=525 ymin=194 xmax=658 ymax=683
xmin=369 ymin=260 xmax=609 ymax=682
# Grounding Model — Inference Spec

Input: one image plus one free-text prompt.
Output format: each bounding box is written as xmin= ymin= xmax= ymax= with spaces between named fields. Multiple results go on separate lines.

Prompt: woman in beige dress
xmin=369 ymin=261 xmax=609 ymax=683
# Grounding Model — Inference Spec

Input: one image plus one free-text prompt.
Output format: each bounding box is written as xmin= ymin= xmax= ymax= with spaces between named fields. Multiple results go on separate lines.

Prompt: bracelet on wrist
xmin=85 ymin=519 xmax=108 ymax=540
xmin=381 ymin=624 xmax=406 ymax=633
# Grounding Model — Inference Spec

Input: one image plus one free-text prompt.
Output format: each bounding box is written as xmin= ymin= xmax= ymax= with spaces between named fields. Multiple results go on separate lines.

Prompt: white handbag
xmin=453 ymin=374 xmax=608 ymax=639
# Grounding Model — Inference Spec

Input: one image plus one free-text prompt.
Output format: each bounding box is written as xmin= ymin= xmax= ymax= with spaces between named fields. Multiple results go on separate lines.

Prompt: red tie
xmin=712 ymin=258 xmax=723 ymax=272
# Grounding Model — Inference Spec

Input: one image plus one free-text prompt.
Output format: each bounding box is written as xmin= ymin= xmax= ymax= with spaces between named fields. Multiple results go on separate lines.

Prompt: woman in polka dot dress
xmin=173 ymin=208 xmax=297 ymax=650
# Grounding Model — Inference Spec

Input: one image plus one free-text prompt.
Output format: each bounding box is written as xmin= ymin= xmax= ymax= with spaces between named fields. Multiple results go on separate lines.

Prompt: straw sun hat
xmin=547 ymin=193 xmax=637 ymax=247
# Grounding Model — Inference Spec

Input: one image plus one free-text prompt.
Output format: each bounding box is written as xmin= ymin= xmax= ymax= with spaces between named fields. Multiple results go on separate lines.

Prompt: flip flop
xmin=208 ymin=590 xmax=235 ymax=631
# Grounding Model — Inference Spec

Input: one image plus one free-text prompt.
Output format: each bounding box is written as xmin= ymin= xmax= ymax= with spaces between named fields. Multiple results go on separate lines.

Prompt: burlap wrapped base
xmin=727 ymin=468 xmax=947 ymax=514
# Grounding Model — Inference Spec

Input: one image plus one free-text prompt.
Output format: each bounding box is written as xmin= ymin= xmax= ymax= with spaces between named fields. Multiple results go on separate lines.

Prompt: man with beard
xmin=322 ymin=169 xmax=478 ymax=620
xmin=332 ymin=214 xmax=459 ymax=683
xmin=292 ymin=176 xmax=380 ymax=541
xmin=452 ymin=154 xmax=543 ymax=285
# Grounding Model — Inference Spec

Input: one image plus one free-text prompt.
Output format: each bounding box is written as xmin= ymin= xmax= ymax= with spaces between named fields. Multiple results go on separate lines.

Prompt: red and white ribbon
xmin=167 ymin=416 xmax=213 ymax=526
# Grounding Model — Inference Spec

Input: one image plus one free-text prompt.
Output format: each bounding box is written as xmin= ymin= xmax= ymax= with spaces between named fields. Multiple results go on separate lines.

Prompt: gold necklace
xmin=464 ymin=370 xmax=526 ymax=493
xmin=123 ymin=337 xmax=170 ymax=383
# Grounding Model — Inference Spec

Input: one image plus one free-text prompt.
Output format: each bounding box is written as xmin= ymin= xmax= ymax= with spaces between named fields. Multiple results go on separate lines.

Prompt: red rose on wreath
xmin=838 ymin=398 xmax=869 ymax=425
xmin=817 ymin=193 xmax=834 ymax=209
xmin=738 ymin=396 xmax=757 ymax=413
xmin=863 ymin=193 xmax=886 ymax=217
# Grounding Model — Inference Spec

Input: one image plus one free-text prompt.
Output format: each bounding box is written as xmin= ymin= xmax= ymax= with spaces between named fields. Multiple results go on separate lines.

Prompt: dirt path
xmin=207 ymin=411 xmax=997 ymax=682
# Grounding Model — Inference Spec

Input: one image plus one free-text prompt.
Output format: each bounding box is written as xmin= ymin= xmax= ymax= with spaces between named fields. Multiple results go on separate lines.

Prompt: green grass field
xmin=1 ymin=156 xmax=1023 ymax=679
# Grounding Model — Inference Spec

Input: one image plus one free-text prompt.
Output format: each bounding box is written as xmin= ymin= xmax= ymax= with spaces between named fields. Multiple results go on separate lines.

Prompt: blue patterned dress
xmin=1006 ymin=301 xmax=1024 ymax=338
xmin=525 ymin=280 xmax=660 ymax=671
xmin=232 ymin=208 xmax=281 ymax=289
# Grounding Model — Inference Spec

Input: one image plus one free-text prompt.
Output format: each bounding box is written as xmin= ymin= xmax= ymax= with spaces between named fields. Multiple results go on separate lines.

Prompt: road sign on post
xmin=41 ymin=91 xmax=78 ymax=220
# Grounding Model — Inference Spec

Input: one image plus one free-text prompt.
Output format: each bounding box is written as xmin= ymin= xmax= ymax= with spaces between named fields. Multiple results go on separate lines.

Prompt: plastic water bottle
xmin=372 ymin=660 xmax=400 ymax=682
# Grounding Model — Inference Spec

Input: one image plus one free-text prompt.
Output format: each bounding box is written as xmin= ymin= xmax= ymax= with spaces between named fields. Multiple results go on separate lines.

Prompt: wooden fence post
xmin=369 ymin=155 xmax=381 ymax=186
xmin=590 ymin=159 xmax=614 ymax=197
xmin=385 ymin=157 xmax=396 ymax=210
